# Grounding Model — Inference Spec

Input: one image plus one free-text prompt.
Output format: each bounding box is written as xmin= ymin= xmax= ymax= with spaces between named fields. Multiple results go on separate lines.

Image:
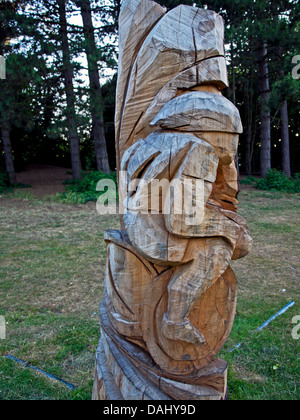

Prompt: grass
xmin=0 ymin=196 xmax=119 ymax=400
xmin=220 ymin=189 xmax=300 ymax=400
xmin=0 ymin=188 xmax=299 ymax=400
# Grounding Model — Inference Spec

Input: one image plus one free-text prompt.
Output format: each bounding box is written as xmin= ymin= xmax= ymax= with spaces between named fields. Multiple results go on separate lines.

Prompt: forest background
xmin=0 ymin=0 xmax=299 ymax=190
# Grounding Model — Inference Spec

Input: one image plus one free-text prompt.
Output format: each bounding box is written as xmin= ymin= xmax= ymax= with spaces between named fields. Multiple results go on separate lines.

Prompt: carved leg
xmin=161 ymin=238 xmax=233 ymax=350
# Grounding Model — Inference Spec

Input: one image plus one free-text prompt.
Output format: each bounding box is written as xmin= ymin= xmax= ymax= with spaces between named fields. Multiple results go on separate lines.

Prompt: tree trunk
xmin=230 ymin=41 xmax=239 ymax=177
xmin=272 ymin=4 xmax=291 ymax=178
xmin=58 ymin=0 xmax=82 ymax=180
xmin=245 ymin=79 xmax=253 ymax=175
xmin=280 ymin=98 xmax=291 ymax=178
xmin=80 ymin=0 xmax=110 ymax=173
xmin=1 ymin=122 xmax=16 ymax=185
xmin=258 ymin=43 xmax=271 ymax=178
xmin=245 ymin=112 xmax=252 ymax=175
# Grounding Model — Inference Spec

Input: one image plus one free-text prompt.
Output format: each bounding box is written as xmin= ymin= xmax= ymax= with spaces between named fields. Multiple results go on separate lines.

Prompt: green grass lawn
xmin=0 ymin=188 xmax=299 ymax=400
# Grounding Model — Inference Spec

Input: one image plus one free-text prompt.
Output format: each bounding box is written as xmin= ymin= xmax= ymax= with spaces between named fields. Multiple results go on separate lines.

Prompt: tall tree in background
xmin=58 ymin=0 xmax=82 ymax=179
xmin=161 ymin=0 xmax=299 ymax=177
xmin=275 ymin=57 xmax=292 ymax=178
xmin=269 ymin=1 xmax=300 ymax=178
xmin=77 ymin=0 xmax=110 ymax=173
xmin=0 ymin=51 xmax=38 ymax=184
xmin=280 ymin=97 xmax=291 ymax=177
xmin=258 ymin=42 xmax=271 ymax=178
xmin=1 ymin=122 xmax=16 ymax=185
xmin=1 ymin=0 xmax=299 ymax=179
xmin=0 ymin=1 xmax=20 ymax=185
xmin=273 ymin=3 xmax=291 ymax=178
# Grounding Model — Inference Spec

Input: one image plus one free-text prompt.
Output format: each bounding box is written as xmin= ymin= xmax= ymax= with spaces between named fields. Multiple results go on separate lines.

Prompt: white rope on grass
xmin=229 ymin=301 xmax=295 ymax=352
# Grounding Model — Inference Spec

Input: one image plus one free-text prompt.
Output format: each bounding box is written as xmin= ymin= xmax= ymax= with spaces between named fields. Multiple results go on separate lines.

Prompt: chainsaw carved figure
xmin=93 ymin=0 xmax=252 ymax=400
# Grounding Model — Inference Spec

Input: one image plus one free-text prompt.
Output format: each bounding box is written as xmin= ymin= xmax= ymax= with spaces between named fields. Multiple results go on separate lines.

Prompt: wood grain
xmin=93 ymin=0 xmax=252 ymax=401
xmin=116 ymin=2 xmax=225 ymax=168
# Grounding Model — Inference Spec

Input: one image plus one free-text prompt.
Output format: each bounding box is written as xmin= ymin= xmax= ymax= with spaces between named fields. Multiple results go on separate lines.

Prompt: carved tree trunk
xmin=93 ymin=0 xmax=252 ymax=401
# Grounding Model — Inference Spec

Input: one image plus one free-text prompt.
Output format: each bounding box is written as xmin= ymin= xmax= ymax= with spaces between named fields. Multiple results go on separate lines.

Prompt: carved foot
xmin=161 ymin=314 xmax=206 ymax=346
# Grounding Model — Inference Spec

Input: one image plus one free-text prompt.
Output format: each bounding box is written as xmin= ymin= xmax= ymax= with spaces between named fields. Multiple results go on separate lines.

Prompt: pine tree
xmin=58 ymin=0 xmax=82 ymax=179
xmin=160 ymin=0 xmax=299 ymax=177
xmin=76 ymin=0 xmax=110 ymax=173
xmin=258 ymin=42 xmax=272 ymax=178
xmin=0 ymin=1 xmax=27 ymax=185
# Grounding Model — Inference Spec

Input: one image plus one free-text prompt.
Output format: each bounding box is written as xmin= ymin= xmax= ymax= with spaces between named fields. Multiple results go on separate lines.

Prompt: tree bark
xmin=245 ymin=78 xmax=253 ymax=175
xmin=258 ymin=43 xmax=271 ymax=178
xmin=58 ymin=0 xmax=82 ymax=180
xmin=230 ymin=41 xmax=239 ymax=177
xmin=272 ymin=5 xmax=291 ymax=178
xmin=80 ymin=0 xmax=110 ymax=173
xmin=245 ymin=109 xmax=252 ymax=175
xmin=1 ymin=122 xmax=16 ymax=185
xmin=280 ymin=98 xmax=291 ymax=178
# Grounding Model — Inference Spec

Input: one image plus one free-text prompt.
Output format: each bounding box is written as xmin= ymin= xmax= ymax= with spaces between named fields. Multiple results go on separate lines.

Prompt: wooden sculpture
xmin=92 ymin=0 xmax=252 ymax=401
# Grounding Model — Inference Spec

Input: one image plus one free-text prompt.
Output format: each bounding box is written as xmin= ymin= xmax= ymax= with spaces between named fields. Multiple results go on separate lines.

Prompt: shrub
xmin=240 ymin=175 xmax=257 ymax=185
xmin=255 ymin=169 xmax=300 ymax=193
xmin=52 ymin=171 xmax=118 ymax=204
xmin=0 ymin=172 xmax=32 ymax=195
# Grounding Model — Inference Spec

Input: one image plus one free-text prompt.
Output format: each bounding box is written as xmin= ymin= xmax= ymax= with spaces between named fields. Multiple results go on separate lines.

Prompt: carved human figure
xmin=93 ymin=0 xmax=252 ymax=400
xmin=121 ymin=121 xmax=252 ymax=367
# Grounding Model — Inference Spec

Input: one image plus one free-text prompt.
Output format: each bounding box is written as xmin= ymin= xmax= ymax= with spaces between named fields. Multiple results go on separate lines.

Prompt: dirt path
xmin=16 ymin=164 xmax=72 ymax=198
